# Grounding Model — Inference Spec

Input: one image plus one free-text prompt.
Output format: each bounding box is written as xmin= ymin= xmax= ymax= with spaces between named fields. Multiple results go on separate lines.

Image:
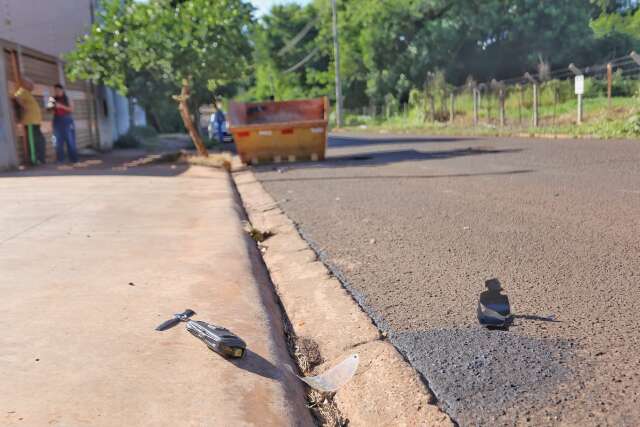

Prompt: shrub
xmin=114 ymin=132 xmax=141 ymax=149
xmin=623 ymin=113 xmax=640 ymax=135
xmin=584 ymin=77 xmax=607 ymax=98
xmin=611 ymin=70 xmax=636 ymax=97
xmin=130 ymin=125 xmax=158 ymax=140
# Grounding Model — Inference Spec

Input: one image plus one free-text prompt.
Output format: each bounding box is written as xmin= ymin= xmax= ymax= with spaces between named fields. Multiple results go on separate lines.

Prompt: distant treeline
xmin=241 ymin=0 xmax=640 ymax=108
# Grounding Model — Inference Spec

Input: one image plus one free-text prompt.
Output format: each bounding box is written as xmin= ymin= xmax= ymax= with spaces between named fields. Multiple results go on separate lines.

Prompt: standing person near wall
xmin=13 ymin=77 xmax=46 ymax=165
xmin=209 ymin=101 xmax=226 ymax=144
xmin=49 ymin=84 xmax=78 ymax=163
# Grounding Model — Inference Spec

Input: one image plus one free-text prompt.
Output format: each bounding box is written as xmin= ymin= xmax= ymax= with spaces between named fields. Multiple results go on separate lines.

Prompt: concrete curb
xmin=232 ymin=168 xmax=453 ymax=427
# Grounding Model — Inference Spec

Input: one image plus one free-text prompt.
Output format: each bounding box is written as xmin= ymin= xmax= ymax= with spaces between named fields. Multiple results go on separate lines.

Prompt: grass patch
xmin=343 ymin=95 xmax=640 ymax=139
xmin=181 ymin=151 xmax=233 ymax=171
xmin=243 ymin=223 xmax=274 ymax=242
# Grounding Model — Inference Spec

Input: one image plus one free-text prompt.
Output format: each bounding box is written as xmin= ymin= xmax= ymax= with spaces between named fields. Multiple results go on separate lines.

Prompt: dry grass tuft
xmin=242 ymin=222 xmax=274 ymax=243
xmin=295 ymin=336 xmax=323 ymax=373
xmin=293 ymin=336 xmax=346 ymax=426
xmin=180 ymin=152 xmax=233 ymax=171
xmin=306 ymin=389 xmax=345 ymax=427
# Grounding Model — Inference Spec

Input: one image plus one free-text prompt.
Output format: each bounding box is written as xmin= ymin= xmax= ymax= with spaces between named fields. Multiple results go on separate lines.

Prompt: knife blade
xmin=155 ymin=309 xmax=196 ymax=331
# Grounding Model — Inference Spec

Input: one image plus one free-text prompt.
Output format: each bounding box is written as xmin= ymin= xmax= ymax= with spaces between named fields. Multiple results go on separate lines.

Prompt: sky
xmin=252 ymin=0 xmax=311 ymax=16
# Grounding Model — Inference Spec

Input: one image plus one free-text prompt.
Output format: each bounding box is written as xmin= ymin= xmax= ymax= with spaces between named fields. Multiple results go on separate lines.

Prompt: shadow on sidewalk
xmin=0 ymin=150 xmax=194 ymax=179
xmin=229 ymin=350 xmax=283 ymax=381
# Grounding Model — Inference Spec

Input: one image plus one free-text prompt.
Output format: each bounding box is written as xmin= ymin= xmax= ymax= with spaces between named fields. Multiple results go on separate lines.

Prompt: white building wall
xmin=0 ymin=0 xmax=145 ymax=153
xmin=113 ymin=92 xmax=130 ymax=137
xmin=95 ymin=85 xmax=115 ymax=151
xmin=134 ymin=104 xmax=146 ymax=127
xmin=0 ymin=0 xmax=93 ymax=58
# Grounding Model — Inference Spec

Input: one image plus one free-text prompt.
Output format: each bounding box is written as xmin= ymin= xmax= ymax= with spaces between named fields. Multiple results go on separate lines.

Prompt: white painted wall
xmin=0 ymin=0 xmax=94 ymax=58
xmin=0 ymin=0 xmax=147 ymax=153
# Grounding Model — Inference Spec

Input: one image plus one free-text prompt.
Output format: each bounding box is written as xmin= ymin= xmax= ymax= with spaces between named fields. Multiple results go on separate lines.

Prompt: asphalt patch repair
xmin=393 ymin=328 xmax=579 ymax=426
xmin=301 ymin=226 xmax=587 ymax=426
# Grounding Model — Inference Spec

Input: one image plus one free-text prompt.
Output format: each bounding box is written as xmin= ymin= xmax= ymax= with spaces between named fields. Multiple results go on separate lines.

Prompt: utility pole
xmin=331 ymin=0 xmax=343 ymax=127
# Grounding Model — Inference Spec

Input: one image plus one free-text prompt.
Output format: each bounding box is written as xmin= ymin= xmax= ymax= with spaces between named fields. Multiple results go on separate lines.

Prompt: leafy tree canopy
xmin=66 ymin=0 xmax=254 ymax=114
xmin=246 ymin=0 xmax=640 ymax=108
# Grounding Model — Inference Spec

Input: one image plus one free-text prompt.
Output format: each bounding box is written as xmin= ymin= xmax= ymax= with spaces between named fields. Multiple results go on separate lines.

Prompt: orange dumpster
xmin=228 ymin=97 xmax=329 ymax=165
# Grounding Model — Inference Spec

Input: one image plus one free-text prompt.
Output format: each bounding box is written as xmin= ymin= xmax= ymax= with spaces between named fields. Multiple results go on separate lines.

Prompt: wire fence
xmin=343 ymin=52 xmax=640 ymax=134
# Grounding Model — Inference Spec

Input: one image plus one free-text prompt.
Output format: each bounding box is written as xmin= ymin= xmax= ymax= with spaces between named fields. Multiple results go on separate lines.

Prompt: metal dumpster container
xmin=228 ymin=97 xmax=329 ymax=165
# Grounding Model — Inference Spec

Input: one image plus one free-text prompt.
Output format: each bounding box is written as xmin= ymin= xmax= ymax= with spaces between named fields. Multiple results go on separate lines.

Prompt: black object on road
xmin=477 ymin=279 xmax=512 ymax=328
xmin=156 ymin=309 xmax=246 ymax=359
xmin=155 ymin=309 xmax=196 ymax=331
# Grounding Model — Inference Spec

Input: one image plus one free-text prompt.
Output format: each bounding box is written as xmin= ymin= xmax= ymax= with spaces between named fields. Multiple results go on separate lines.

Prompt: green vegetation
xmin=66 ymin=0 xmax=253 ymax=131
xmin=342 ymin=94 xmax=640 ymax=139
xmin=114 ymin=125 xmax=160 ymax=149
xmin=245 ymin=0 xmax=640 ymax=106
xmin=66 ymin=0 xmax=640 ymax=141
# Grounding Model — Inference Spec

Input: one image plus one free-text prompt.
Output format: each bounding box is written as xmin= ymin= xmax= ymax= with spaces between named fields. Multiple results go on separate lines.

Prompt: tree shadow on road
xmin=255 ymin=147 xmax=524 ymax=174
xmin=257 ymin=169 xmax=534 ymax=184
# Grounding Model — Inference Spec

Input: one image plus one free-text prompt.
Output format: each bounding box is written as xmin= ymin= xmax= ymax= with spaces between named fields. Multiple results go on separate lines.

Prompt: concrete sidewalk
xmin=0 ymin=161 xmax=312 ymax=426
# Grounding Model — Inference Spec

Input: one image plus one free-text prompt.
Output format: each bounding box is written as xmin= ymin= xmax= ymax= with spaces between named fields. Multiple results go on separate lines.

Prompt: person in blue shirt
xmin=209 ymin=101 xmax=226 ymax=144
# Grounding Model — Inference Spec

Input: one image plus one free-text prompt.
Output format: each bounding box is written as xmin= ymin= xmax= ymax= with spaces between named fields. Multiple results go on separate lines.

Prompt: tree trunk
xmin=174 ymin=79 xmax=208 ymax=157
xmin=148 ymin=110 xmax=161 ymax=132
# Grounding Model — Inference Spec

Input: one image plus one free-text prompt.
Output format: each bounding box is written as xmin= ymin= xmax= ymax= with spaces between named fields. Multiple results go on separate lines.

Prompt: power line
xmin=451 ymin=53 xmax=640 ymax=91
xmin=283 ymin=47 xmax=320 ymax=73
xmin=277 ymin=18 xmax=318 ymax=57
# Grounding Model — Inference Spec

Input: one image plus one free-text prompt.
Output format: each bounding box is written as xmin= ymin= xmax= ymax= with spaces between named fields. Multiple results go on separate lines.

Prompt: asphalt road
xmin=253 ymin=133 xmax=640 ymax=426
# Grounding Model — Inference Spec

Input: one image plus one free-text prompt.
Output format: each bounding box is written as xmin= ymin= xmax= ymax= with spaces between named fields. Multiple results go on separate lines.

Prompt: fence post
xmin=499 ymin=87 xmax=506 ymax=127
xmin=525 ymin=73 xmax=538 ymax=128
xmin=533 ymin=83 xmax=539 ymax=127
xmin=472 ymin=87 xmax=479 ymax=126
xmin=577 ymin=92 xmax=583 ymax=125
xmin=607 ymin=63 xmax=613 ymax=110
xmin=483 ymin=85 xmax=491 ymax=124
xmin=517 ymin=84 xmax=523 ymax=125
xmin=429 ymin=95 xmax=435 ymax=122
xmin=449 ymin=93 xmax=455 ymax=124
xmin=492 ymin=79 xmax=505 ymax=127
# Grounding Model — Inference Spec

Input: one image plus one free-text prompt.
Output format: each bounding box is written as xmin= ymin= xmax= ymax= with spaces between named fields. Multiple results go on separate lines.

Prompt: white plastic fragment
xmin=286 ymin=354 xmax=359 ymax=393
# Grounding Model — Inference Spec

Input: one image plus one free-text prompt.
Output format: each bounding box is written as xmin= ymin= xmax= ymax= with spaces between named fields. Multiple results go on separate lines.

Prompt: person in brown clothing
xmin=13 ymin=77 xmax=46 ymax=165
